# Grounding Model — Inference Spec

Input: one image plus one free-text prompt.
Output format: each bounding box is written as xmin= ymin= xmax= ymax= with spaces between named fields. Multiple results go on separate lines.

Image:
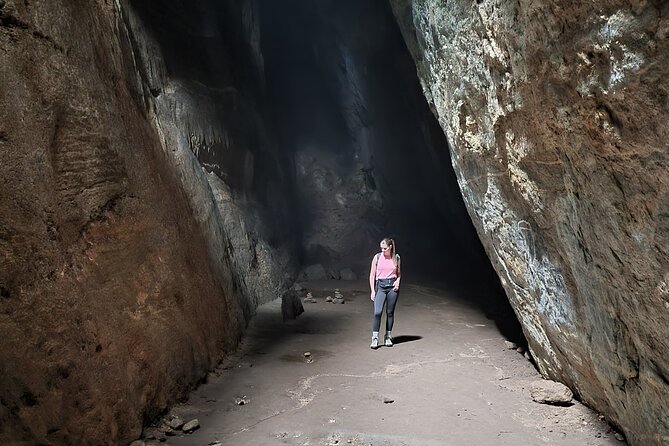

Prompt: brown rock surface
xmin=391 ymin=1 xmax=669 ymax=444
xmin=0 ymin=1 xmax=245 ymax=444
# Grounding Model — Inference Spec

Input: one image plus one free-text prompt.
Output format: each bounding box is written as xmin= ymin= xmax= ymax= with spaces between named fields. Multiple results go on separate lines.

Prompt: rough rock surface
xmin=530 ymin=379 xmax=574 ymax=405
xmin=121 ymin=0 xmax=299 ymax=312
xmin=391 ymin=1 xmax=669 ymax=444
xmin=0 ymin=0 xmax=293 ymax=444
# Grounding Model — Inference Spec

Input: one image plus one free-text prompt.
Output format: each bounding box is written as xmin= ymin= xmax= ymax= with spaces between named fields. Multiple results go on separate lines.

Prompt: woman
xmin=368 ymin=237 xmax=401 ymax=349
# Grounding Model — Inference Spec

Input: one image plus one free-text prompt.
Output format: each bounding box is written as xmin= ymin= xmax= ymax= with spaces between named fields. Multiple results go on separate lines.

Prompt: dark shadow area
xmin=257 ymin=0 xmax=526 ymax=347
xmin=391 ymin=335 xmax=423 ymax=345
xmin=126 ymin=0 xmax=526 ymax=348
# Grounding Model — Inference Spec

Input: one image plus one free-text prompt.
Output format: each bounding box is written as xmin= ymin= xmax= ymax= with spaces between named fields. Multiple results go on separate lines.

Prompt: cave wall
xmin=0 ymin=0 xmax=294 ymax=444
xmin=122 ymin=0 xmax=299 ymax=311
xmin=391 ymin=1 xmax=669 ymax=444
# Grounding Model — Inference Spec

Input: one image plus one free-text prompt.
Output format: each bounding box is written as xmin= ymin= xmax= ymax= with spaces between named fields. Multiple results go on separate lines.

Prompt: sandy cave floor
xmin=147 ymin=280 xmax=626 ymax=446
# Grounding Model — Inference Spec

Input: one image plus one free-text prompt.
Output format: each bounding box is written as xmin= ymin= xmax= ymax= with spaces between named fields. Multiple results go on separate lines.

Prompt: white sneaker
xmin=384 ymin=335 xmax=393 ymax=347
xmin=370 ymin=337 xmax=379 ymax=349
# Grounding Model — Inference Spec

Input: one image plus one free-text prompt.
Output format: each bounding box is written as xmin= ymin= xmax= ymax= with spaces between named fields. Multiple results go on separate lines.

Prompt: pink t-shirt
xmin=375 ymin=253 xmax=398 ymax=279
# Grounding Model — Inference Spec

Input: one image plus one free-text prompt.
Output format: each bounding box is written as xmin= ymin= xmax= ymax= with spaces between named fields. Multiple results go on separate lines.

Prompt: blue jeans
xmin=373 ymin=286 xmax=399 ymax=332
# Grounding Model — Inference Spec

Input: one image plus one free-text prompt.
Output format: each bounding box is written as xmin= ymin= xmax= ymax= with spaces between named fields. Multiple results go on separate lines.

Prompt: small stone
xmin=209 ymin=442 xmax=224 ymax=446
xmin=182 ymin=419 xmax=200 ymax=433
xmin=303 ymin=351 xmax=312 ymax=357
xmin=167 ymin=416 xmax=184 ymax=430
xmin=530 ymin=380 xmax=573 ymax=405
xmin=326 ymin=296 xmax=333 ymax=302
xmin=614 ymin=433 xmax=625 ymax=441
xmin=516 ymin=346 xmax=525 ymax=354
xmin=235 ymin=396 xmax=250 ymax=405
xmin=504 ymin=341 xmax=518 ymax=349
xmin=333 ymin=297 xmax=345 ymax=304
xmin=383 ymin=397 xmax=394 ymax=404
xmin=159 ymin=437 xmax=167 ymax=443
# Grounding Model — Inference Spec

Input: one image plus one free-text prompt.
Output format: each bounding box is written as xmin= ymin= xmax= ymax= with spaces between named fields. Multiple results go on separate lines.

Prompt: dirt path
xmin=153 ymin=280 xmax=625 ymax=446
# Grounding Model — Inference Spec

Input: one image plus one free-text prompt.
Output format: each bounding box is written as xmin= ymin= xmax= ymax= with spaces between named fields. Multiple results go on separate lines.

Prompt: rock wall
xmin=0 ymin=0 xmax=294 ymax=444
xmin=120 ymin=0 xmax=299 ymax=313
xmin=391 ymin=1 xmax=669 ymax=444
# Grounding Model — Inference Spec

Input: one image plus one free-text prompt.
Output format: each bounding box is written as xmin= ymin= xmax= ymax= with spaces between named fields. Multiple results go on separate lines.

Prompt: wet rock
xmin=340 ymin=268 xmax=357 ymax=280
xmin=530 ymin=380 xmax=573 ymax=405
xmin=182 ymin=419 xmax=200 ymax=433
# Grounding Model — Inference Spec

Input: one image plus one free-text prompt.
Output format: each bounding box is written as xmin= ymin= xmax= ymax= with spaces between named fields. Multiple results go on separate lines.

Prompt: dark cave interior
xmin=127 ymin=0 xmax=525 ymax=344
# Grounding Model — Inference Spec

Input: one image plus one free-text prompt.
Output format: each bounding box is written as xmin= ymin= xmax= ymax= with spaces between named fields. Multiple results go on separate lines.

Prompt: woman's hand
xmin=370 ymin=291 xmax=375 ymax=301
xmin=393 ymin=279 xmax=400 ymax=292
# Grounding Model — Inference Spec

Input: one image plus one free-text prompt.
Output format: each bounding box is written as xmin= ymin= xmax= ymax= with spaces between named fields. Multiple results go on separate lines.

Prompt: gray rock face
xmin=391 ymin=1 xmax=669 ymax=444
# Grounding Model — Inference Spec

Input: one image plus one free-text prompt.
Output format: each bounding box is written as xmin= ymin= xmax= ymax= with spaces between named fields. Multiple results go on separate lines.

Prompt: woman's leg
xmin=385 ymin=289 xmax=399 ymax=332
xmin=372 ymin=289 xmax=388 ymax=332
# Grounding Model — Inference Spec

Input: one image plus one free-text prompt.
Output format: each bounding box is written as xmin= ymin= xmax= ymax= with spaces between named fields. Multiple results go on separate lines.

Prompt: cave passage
xmin=127 ymin=0 xmax=524 ymax=343
xmin=257 ymin=0 xmax=524 ymax=343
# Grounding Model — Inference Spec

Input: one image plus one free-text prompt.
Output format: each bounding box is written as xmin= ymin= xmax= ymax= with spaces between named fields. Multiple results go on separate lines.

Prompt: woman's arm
xmin=369 ymin=255 xmax=377 ymax=301
xmin=393 ymin=256 xmax=401 ymax=291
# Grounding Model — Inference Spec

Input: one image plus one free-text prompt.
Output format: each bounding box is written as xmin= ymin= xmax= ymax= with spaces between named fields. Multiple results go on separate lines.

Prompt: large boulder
xmin=391 ymin=1 xmax=669 ymax=444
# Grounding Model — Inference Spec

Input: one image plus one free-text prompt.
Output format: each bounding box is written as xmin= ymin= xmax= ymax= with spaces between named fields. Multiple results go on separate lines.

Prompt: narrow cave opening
xmin=126 ymin=0 xmax=525 ymax=344
xmin=257 ymin=0 xmax=525 ymax=343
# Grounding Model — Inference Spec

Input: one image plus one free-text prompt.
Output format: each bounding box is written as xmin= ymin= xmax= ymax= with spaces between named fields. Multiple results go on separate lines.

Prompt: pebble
xmin=182 ymin=419 xmax=200 ymax=433
xmin=304 ymin=351 xmax=312 ymax=357
xmin=235 ymin=396 xmax=250 ymax=405
xmin=504 ymin=341 xmax=518 ymax=349
xmin=326 ymin=296 xmax=333 ymax=302
xmin=383 ymin=397 xmax=394 ymax=404
xmin=615 ymin=433 xmax=625 ymax=441
xmin=167 ymin=416 xmax=184 ymax=430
